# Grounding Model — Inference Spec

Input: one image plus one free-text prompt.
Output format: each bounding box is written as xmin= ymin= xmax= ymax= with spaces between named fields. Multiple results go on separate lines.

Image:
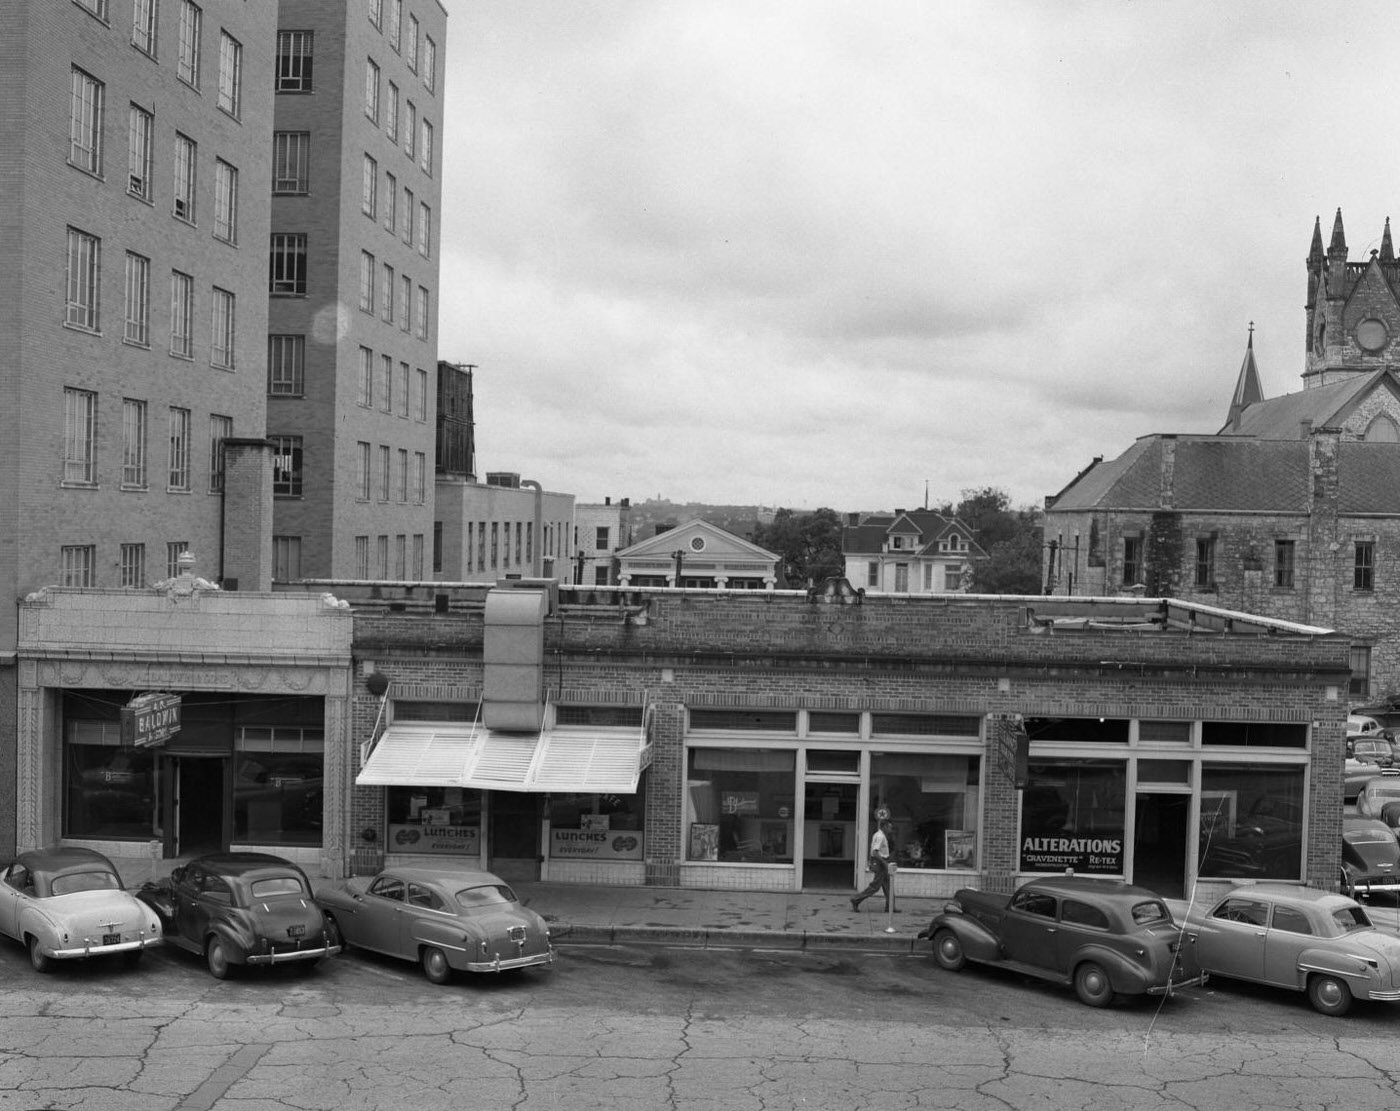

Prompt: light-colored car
xmin=317 ymin=867 xmax=554 ymax=984
xmin=1349 ymin=714 xmax=1384 ymax=737
xmin=1356 ymin=774 xmax=1400 ymax=819
xmin=1345 ymin=740 xmax=1397 ymax=801
xmin=1180 ymin=883 xmax=1400 ymax=1015
xmin=0 ymin=846 xmax=163 ymax=972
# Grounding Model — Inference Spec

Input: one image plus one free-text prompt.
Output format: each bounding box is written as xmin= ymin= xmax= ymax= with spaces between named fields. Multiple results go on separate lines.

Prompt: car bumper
xmin=52 ymin=935 xmax=162 ymax=959
xmin=1348 ymin=879 xmax=1400 ymax=896
xmin=1146 ymin=971 xmax=1209 ymax=996
xmin=245 ymin=943 xmax=341 ymax=966
xmin=464 ymin=948 xmax=554 ymax=973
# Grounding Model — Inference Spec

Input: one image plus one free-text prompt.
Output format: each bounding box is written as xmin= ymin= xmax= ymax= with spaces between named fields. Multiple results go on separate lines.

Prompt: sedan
xmin=1356 ymin=773 xmax=1400 ymax=819
xmin=317 ymin=867 xmax=553 ymax=984
xmin=0 ymin=846 xmax=162 ymax=972
xmin=137 ymin=852 xmax=339 ymax=978
xmin=1340 ymin=816 xmax=1400 ymax=900
xmin=1180 ymin=883 xmax=1400 ymax=1015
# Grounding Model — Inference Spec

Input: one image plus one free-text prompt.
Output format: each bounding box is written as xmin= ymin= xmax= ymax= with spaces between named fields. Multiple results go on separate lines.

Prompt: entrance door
xmin=1132 ymin=793 xmax=1189 ymax=898
xmin=802 ymin=781 xmax=858 ymax=891
xmin=162 ymin=756 xmax=227 ymax=857
xmin=488 ymin=791 xmax=541 ymax=883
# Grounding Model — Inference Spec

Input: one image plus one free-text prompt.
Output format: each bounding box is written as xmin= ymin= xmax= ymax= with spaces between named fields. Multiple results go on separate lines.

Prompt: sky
xmin=438 ymin=0 xmax=1400 ymax=514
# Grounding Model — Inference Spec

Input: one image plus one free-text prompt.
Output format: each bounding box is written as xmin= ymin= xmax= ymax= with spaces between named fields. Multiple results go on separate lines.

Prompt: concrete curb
xmin=550 ymin=923 xmax=930 ymax=954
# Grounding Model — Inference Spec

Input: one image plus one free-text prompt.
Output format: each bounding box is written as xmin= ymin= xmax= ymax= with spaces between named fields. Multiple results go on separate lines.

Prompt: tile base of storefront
xmin=544 ymin=860 xmax=646 ymax=886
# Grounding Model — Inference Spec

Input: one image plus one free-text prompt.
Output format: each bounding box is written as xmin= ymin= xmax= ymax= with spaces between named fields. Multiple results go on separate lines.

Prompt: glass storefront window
xmin=385 ymin=787 xmax=483 ymax=855
xmin=65 ymin=736 xmax=156 ymax=838
xmin=233 ymin=728 xmax=324 ymax=846
xmin=871 ymin=753 xmax=980 ymax=869
xmin=1198 ymin=764 xmax=1304 ymax=880
xmin=548 ymin=787 xmax=645 ymax=862
xmin=1019 ymin=760 xmax=1127 ymax=874
xmin=686 ymin=748 xmax=795 ymax=862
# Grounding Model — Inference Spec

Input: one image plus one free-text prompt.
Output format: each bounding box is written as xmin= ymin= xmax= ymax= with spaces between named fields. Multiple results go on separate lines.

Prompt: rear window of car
xmin=50 ymin=869 xmax=121 ymax=896
xmin=1129 ymin=900 xmax=1170 ymax=926
xmin=455 ymin=884 xmax=516 ymax=910
xmin=250 ymin=876 xmax=307 ymax=898
xmin=1333 ymin=904 xmax=1373 ymax=931
xmin=1060 ymin=899 xmax=1110 ymax=929
xmin=1270 ymin=906 xmax=1311 ymax=935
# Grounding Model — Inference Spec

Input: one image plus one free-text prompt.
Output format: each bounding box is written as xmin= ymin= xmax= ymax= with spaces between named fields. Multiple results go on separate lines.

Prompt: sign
xmin=550 ymin=828 xmax=644 ymax=860
xmin=388 ymin=823 xmax=481 ymax=855
xmin=1019 ymin=834 xmax=1124 ymax=874
xmin=121 ymin=692 xmax=182 ymax=748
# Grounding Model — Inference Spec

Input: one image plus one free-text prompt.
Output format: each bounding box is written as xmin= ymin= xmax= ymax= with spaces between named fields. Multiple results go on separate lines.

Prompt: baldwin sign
xmin=121 ymin=692 xmax=182 ymax=748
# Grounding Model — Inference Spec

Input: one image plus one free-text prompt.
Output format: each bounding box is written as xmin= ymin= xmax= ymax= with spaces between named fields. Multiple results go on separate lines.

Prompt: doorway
xmin=161 ymin=756 xmax=227 ymax=857
xmin=1132 ymin=793 xmax=1190 ymax=898
xmin=488 ymin=791 xmax=541 ymax=883
xmin=802 ymin=781 xmax=859 ymax=891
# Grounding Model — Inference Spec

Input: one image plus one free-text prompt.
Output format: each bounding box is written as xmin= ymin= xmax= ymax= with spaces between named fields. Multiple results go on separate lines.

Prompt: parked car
xmin=1345 ymin=740 xmax=1397 ymax=801
xmin=317 ymin=866 xmax=553 ymax=984
xmin=1349 ymin=714 xmax=1383 ymax=737
xmin=1179 ymin=883 xmax=1400 ymax=1015
xmin=1340 ymin=817 xmax=1400 ymax=900
xmin=915 ymin=875 xmax=1206 ymax=1007
xmin=1356 ymin=774 xmax=1400 ymax=819
xmin=0 ymin=846 xmax=162 ymax=972
xmin=137 ymin=852 xmax=339 ymax=978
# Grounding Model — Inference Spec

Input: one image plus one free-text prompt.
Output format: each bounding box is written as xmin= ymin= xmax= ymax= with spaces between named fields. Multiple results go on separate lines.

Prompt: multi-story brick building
xmin=266 ymin=0 xmax=447 ymax=581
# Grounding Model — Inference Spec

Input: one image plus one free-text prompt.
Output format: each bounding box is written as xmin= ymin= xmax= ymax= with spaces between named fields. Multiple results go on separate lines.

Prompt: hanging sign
xmin=121 ymin=692 xmax=183 ymax=748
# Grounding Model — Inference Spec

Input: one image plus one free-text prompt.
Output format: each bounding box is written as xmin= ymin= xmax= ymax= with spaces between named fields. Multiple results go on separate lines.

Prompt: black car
xmin=1340 ymin=817 xmax=1400 ymax=901
xmin=137 ymin=852 xmax=339 ymax=978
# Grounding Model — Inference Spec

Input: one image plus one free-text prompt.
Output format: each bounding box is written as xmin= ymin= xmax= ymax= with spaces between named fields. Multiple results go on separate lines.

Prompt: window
xmin=438 ymin=522 xmax=446 ymax=574
xmin=61 ymin=546 xmax=96 ymax=588
xmin=119 ymin=544 xmax=146 ymax=588
xmin=377 ymin=535 xmax=389 ymax=577
xmin=172 ymin=133 xmax=196 ymax=222
xmin=169 ymin=270 xmax=193 ymax=356
xmin=1199 ymin=765 xmax=1304 ymax=881
xmin=131 ymin=0 xmax=157 ymax=56
xmin=1274 ymin=539 xmax=1295 ymax=589
xmin=355 ymin=536 xmax=370 ymax=578
xmin=406 ymin=14 xmax=419 ymax=71
xmin=268 ymin=335 xmax=305 ymax=395
xmin=368 ymin=0 xmax=382 ymax=29
xmin=127 ymin=104 xmax=153 ymax=199
xmin=418 ymin=202 xmax=431 ymax=256
xmin=1020 ymin=760 xmax=1125 ymax=874
xmin=415 ymin=285 xmax=429 ymax=339
xmin=121 ymin=398 xmax=147 ymax=487
xmin=867 ymin=561 xmax=878 ymax=587
xmin=1122 ymin=536 xmax=1142 ymax=585
xmin=379 ymin=353 xmax=392 ymax=411
xmin=358 ymin=346 xmax=373 ymax=407
xmin=69 ymin=68 xmax=105 ymax=175
xmin=65 ymin=228 xmax=101 ymax=331
xmin=384 ymin=172 xmax=397 ymax=231
xmin=416 ymin=367 xmax=428 ymax=420
xmin=404 ymin=101 xmax=416 ymax=161
xmin=1351 ymin=645 xmax=1373 ymax=700
xmin=419 ymin=119 xmax=433 ymax=175
xmin=275 ymin=30 xmax=313 ymax=92
xmin=233 ymin=726 xmax=324 ymax=845
xmin=402 ymin=185 xmax=414 ymax=244
xmin=166 ymin=542 xmax=188 ymax=578
xmin=123 ymin=252 xmax=150 ymax=346
xmin=1195 ymin=536 xmax=1215 ymax=588
xmin=272 ymin=536 xmax=302 ymax=581
xmin=378 ymin=444 xmax=391 ymax=501
xmin=596 ymin=527 xmax=610 ymax=549
xmin=167 ymin=407 xmax=191 ymax=490
xmin=64 ymin=388 xmax=98 ymax=485
xmin=210 ymin=287 xmax=235 ymax=368
xmin=218 ymin=31 xmax=242 ymax=117
xmin=388 ymin=0 xmax=402 ymax=51
xmin=397 ymin=449 xmax=408 ymax=501
xmin=362 ymin=154 xmax=378 ymax=218
xmin=944 ymin=564 xmax=963 ymax=591
xmin=272 ymin=132 xmax=310 ymax=194
xmin=413 ymin=534 xmax=424 ymax=578
xmin=357 ymin=442 xmax=371 ymax=500
xmin=359 ymin=250 xmax=375 ymax=312
xmin=399 ymin=274 xmax=412 ymax=331
xmin=1355 ymin=540 xmax=1375 ymax=591
xmin=423 ymin=36 xmax=436 ymax=93
xmin=269 ymin=234 xmax=307 ymax=295
xmin=685 ymin=748 xmax=795 ymax=863
xmin=208 ymin=414 xmax=231 ymax=493
xmin=894 ymin=562 xmax=908 ymax=592
xmin=271 ymin=435 xmax=303 ymax=496
xmin=394 ymin=535 xmax=406 ymax=578
xmin=177 ymin=1 xmax=202 ymax=88
xmin=213 ymin=159 xmax=238 ymax=242
xmin=397 ymin=361 xmax=409 ymax=416
xmin=381 ymin=263 xmax=394 ymax=321
xmin=365 ymin=58 xmax=380 ymax=123
xmin=76 ymin=0 xmax=109 ymax=18
xmin=414 ymin=452 xmax=425 ymax=504
xmin=386 ymin=82 xmax=399 ymax=142
xmin=873 ymin=753 xmax=980 ymax=869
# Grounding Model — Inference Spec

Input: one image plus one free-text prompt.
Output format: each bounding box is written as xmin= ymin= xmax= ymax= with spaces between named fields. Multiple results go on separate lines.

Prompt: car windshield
xmin=454 ymin=884 xmax=516 ymax=910
xmin=1129 ymin=900 xmax=1170 ymax=926
xmin=49 ymin=869 xmax=122 ymax=896
xmin=1332 ymin=904 xmax=1373 ymax=931
xmin=250 ymin=876 xmax=307 ymax=898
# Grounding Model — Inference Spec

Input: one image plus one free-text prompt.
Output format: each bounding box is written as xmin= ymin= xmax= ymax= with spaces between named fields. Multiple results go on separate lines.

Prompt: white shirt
xmin=870 ymin=828 xmax=889 ymax=860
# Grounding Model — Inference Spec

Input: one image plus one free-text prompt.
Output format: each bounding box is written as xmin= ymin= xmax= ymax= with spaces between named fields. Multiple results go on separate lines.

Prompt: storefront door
xmin=488 ymin=791 xmax=541 ymax=882
xmin=1132 ymin=793 xmax=1190 ymax=898
xmin=801 ymin=781 xmax=859 ymax=890
xmin=161 ymin=755 xmax=227 ymax=857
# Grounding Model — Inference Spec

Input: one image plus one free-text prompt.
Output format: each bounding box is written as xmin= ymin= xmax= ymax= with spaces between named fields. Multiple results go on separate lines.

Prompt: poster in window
xmin=689 ymin=822 xmax=719 ymax=861
xmin=761 ymin=821 xmax=788 ymax=858
xmin=945 ymin=830 xmax=976 ymax=869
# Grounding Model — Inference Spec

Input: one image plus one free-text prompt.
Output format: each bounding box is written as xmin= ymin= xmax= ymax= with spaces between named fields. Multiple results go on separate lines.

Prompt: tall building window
xmin=397 ymin=448 xmax=409 ymax=502
xmin=377 ymin=535 xmax=389 ymax=578
xmin=359 ymin=250 xmax=375 ymax=312
xmin=69 ymin=68 xmax=105 ymax=175
xmin=414 ymin=452 xmax=426 ymax=504
xmin=395 ymin=534 xmax=406 ymax=578
xmin=177 ymin=1 xmax=202 ymax=88
xmin=380 ymin=354 xmax=393 ymax=411
xmin=378 ymin=444 xmax=391 ymax=501
xmin=365 ymin=58 xmax=381 ymax=123
xmin=406 ymin=14 xmax=419 ymax=71
xmin=415 ymin=367 xmax=428 ymax=420
xmin=123 ymin=252 xmax=150 ymax=346
xmin=357 ymin=442 xmax=371 ymax=499
xmin=272 ymin=132 xmax=310 ymax=194
xmin=218 ymin=31 xmax=242 ymax=117
xmin=355 ymin=536 xmax=370 ymax=578
xmin=127 ymin=104 xmax=153 ymax=200
xmin=1195 ymin=536 xmax=1215 ymax=588
xmin=213 ymin=159 xmax=238 ymax=243
xmin=172 ymin=132 xmax=196 ymax=222
xmin=403 ymin=101 xmax=416 ymax=161
xmin=170 ymin=270 xmax=194 ymax=357
xmin=399 ymin=273 xmax=412 ymax=331
xmin=358 ymin=346 xmax=373 ymax=407
xmin=362 ymin=154 xmax=378 ymax=218
xmin=61 ymin=546 xmax=96 ymax=588
xmin=388 ymin=0 xmax=402 ymax=51
xmin=386 ymin=82 xmax=400 ymax=143
xmin=402 ymin=185 xmax=414 ymax=244
xmin=368 ymin=0 xmax=383 ymax=30
xmin=272 ymin=536 xmax=302 ymax=581
xmin=415 ymin=286 xmax=429 ymax=339
xmin=208 ymin=413 xmax=231 ymax=492
xmin=210 ymin=287 xmax=235 ymax=368
xmin=412 ymin=534 xmax=424 ymax=579
xmin=64 ymin=388 xmax=98 ymax=485
xmin=120 ymin=544 xmax=146 ymax=588
xmin=423 ymin=36 xmax=437 ymax=93
xmin=268 ymin=335 xmax=305 ymax=396
xmin=271 ymin=435 xmax=303 ymax=496
xmin=275 ymin=30 xmax=314 ymax=91
xmin=121 ymin=398 xmax=147 ymax=488
xmin=1274 ymin=539 xmax=1296 ymax=589
xmin=419 ymin=119 xmax=433 ymax=175
xmin=65 ymin=228 xmax=102 ymax=331
xmin=167 ymin=406 xmax=191 ymax=490
xmin=397 ymin=361 xmax=409 ymax=416
xmin=166 ymin=542 xmax=188 ymax=579
xmin=1122 ymin=536 xmax=1142 ymax=585
xmin=1351 ymin=645 xmax=1373 ymax=700
xmin=418 ymin=203 xmax=432 ymax=257
xmin=1355 ymin=540 xmax=1375 ymax=591
xmin=269 ymin=233 xmax=307 ymax=295
xmin=381 ymin=263 xmax=395 ymax=321
xmin=384 ymin=172 xmax=397 ymax=231
xmin=131 ymin=0 xmax=157 ymax=56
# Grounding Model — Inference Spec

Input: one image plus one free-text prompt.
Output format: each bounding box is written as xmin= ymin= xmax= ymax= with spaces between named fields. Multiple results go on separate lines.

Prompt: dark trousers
xmin=853 ymin=857 xmax=890 ymax=909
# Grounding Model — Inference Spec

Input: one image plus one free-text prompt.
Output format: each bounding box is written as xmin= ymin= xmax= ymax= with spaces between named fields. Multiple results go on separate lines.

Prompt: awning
xmin=526 ymin=728 xmax=653 ymax=795
xmin=356 ymin=724 xmax=478 ymax=787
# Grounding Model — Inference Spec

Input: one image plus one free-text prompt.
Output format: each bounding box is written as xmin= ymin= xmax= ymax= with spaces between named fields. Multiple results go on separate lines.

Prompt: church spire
xmin=1226 ymin=323 xmax=1263 ymax=431
xmin=1329 ymin=208 xmax=1348 ymax=258
xmin=1308 ymin=214 xmax=1325 ymax=266
xmin=1382 ymin=217 xmax=1395 ymax=263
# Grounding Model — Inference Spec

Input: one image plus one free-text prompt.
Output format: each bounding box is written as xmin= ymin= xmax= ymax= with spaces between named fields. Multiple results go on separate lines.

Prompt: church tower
xmin=1303 ymin=209 xmax=1400 ymax=388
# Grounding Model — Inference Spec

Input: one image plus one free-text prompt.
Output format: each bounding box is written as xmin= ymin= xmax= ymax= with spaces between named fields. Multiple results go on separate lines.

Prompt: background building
xmin=574 ymin=498 xmax=634 ymax=585
xmin=842 ymin=510 xmax=985 ymax=594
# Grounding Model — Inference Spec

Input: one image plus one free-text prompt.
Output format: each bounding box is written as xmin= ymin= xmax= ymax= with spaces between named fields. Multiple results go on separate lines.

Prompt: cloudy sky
xmin=438 ymin=0 xmax=1400 ymax=514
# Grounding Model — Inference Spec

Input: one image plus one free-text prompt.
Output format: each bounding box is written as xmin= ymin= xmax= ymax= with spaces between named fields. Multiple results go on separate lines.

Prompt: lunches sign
xmin=121 ymin=692 xmax=182 ymax=748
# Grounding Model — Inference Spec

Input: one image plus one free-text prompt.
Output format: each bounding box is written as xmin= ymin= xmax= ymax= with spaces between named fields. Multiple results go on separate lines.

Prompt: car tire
xmin=420 ymin=945 xmax=452 ymax=985
xmin=206 ymin=937 xmax=233 ymax=980
xmin=1307 ymin=973 xmax=1353 ymax=1017
xmin=1073 ymin=961 xmax=1115 ymax=1008
xmin=324 ymin=913 xmax=346 ymax=951
xmin=932 ymin=929 xmax=966 ymax=971
xmin=27 ymin=936 xmax=52 ymax=974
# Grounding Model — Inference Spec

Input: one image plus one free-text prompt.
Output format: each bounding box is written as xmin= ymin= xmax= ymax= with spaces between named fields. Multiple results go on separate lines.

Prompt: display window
xmin=1197 ymin=763 xmax=1305 ymax=880
xmin=871 ymin=753 xmax=981 ymax=870
xmin=548 ymin=787 xmax=645 ymax=861
xmin=386 ymin=786 xmax=482 ymax=855
xmin=686 ymin=748 xmax=795 ymax=862
xmin=1019 ymin=760 xmax=1127 ymax=874
xmin=233 ymin=727 xmax=323 ymax=846
xmin=65 ymin=721 xmax=156 ymax=839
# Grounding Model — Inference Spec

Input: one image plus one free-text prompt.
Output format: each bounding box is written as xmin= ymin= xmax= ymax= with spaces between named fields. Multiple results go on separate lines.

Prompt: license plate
xmin=102 ymin=934 xmax=121 ymax=946
xmin=287 ymin=924 xmax=306 ymax=938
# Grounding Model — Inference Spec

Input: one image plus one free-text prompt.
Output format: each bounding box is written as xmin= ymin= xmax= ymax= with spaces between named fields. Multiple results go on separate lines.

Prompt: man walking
xmin=850 ymin=818 xmax=894 ymax=912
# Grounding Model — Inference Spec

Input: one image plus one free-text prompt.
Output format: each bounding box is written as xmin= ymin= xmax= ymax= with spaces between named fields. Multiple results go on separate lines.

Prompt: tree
xmin=940 ymin=487 xmax=1043 ymax=595
xmin=752 ymin=507 xmax=845 ymax=588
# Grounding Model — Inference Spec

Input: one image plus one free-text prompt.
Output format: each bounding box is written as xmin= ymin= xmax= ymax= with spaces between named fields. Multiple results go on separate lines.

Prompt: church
xmin=1043 ymin=209 xmax=1400 ymax=703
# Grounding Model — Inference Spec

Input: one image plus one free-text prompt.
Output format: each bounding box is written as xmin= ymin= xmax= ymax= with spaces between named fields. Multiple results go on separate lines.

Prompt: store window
xmin=1198 ymin=763 xmax=1304 ymax=881
xmin=871 ymin=753 xmax=980 ymax=870
xmin=1019 ymin=759 xmax=1126 ymax=874
xmin=548 ymin=787 xmax=645 ymax=862
xmin=233 ymin=727 xmax=323 ymax=846
xmin=685 ymin=748 xmax=795 ymax=863
xmin=387 ymin=787 xmax=482 ymax=855
xmin=64 ymin=720 xmax=155 ymax=838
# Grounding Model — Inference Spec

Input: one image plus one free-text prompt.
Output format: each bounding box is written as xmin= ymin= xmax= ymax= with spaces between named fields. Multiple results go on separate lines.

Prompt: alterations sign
xmin=121 ymin=692 xmax=182 ymax=748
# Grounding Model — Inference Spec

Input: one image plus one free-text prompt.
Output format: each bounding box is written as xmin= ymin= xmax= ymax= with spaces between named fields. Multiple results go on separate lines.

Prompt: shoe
xmin=849 ymin=897 xmax=860 ymax=912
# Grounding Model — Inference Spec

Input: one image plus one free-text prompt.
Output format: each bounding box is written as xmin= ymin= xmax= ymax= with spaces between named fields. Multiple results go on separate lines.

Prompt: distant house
xmin=841 ymin=510 xmax=986 ymax=594
xmin=573 ymin=497 xmax=635 ymax=585
xmin=616 ymin=519 xmax=779 ymax=589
